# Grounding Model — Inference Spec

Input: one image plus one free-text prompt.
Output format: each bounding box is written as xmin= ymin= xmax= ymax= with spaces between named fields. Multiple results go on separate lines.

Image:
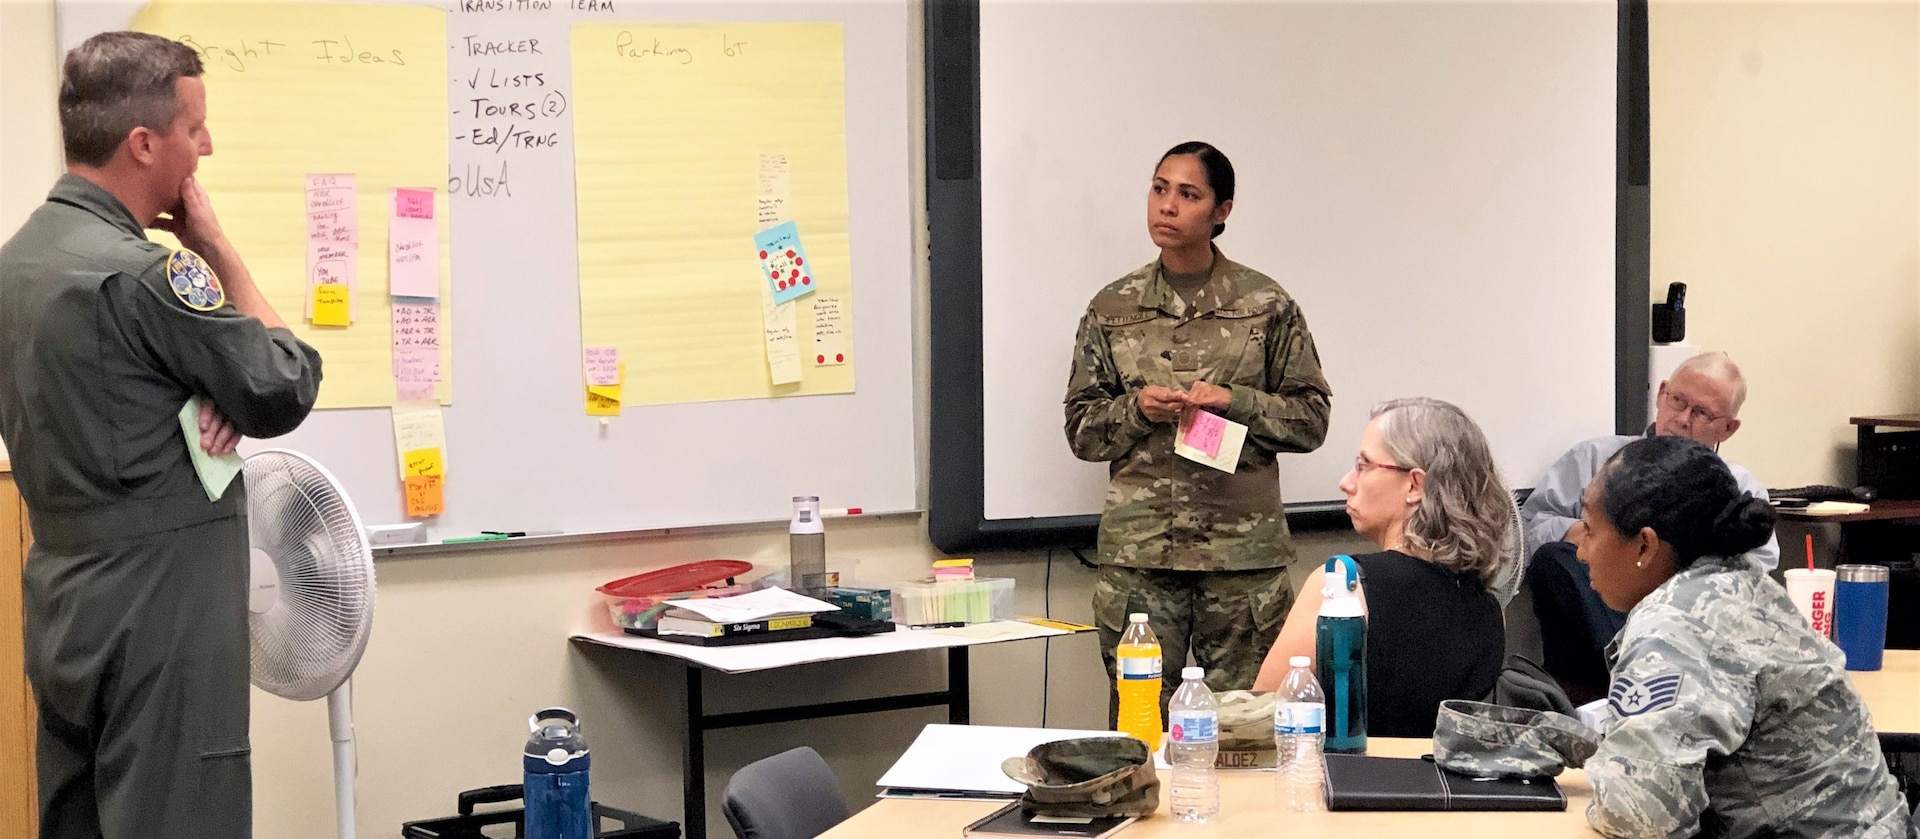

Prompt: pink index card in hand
xmin=388 ymin=188 xmax=439 ymax=298
xmin=583 ymin=346 xmax=621 ymax=387
xmin=1182 ymin=410 xmax=1228 ymax=459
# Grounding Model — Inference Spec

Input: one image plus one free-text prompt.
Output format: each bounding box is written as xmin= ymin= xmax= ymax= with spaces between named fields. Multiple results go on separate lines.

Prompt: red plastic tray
xmin=596 ymin=560 xmax=754 ymax=598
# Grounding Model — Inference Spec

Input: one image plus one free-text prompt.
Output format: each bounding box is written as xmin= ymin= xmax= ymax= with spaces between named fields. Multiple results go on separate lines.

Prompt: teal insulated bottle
xmin=1315 ymin=554 xmax=1367 ymax=754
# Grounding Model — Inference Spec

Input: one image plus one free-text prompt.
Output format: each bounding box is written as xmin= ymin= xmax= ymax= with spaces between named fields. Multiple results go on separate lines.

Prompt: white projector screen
xmin=977 ymin=0 xmax=1620 ymax=522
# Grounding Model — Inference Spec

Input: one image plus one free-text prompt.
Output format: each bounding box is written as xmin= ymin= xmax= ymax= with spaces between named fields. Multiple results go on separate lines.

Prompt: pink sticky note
xmin=394 ymin=188 xmax=435 ymax=220
xmin=391 ymin=301 xmax=440 ymax=399
xmin=389 ymin=189 xmax=439 ymax=298
xmin=1183 ymin=410 xmax=1228 ymax=459
xmin=583 ymin=346 xmax=621 ymax=386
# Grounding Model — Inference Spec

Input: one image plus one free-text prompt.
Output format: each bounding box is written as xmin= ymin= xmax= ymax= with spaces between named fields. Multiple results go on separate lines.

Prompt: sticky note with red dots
xmin=810 ymin=295 xmax=849 ymax=367
xmin=754 ymin=221 xmax=816 ymax=305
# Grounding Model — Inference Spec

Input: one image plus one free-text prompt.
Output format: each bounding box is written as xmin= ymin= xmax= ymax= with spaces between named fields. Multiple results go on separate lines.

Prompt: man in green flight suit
xmin=0 ymin=32 xmax=322 ymax=838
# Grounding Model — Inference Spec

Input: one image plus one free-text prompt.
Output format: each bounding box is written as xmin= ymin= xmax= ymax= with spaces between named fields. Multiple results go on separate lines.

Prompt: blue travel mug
xmin=1834 ymin=564 xmax=1890 ymax=671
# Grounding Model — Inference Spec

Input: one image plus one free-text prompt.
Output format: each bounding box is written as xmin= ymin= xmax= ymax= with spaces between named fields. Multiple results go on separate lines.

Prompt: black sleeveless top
xmin=1352 ymin=550 xmax=1504 ymax=738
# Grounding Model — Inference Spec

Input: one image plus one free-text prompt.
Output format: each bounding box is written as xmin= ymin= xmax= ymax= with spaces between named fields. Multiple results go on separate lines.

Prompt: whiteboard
xmin=58 ymin=0 xmax=917 ymax=539
xmin=973 ymin=0 xmax=1618 ymax=522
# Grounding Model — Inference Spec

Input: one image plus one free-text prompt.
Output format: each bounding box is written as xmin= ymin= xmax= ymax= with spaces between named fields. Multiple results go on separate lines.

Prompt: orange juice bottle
xmin=1116 ymin=613 xmax=1164 ymax=750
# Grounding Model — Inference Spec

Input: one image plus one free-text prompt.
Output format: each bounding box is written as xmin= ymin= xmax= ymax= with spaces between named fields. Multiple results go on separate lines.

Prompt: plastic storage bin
xmin=892 ymin=577 xmax=1013 ymax=626
xmin=597 ymin=560 xmax=755 ymax=631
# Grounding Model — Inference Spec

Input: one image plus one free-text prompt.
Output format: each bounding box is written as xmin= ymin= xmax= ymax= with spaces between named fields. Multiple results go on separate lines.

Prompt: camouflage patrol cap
xmin=1000 ymin=737 xmax=1161 ymax=818
xmin=1431 ymin=700 xmax=1601 ymax=780
xmin=1214 ymin=690 xmax=1277 ymax=769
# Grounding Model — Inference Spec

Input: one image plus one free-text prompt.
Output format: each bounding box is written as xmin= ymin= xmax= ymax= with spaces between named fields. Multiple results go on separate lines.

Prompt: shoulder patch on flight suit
xmin=167 ymin=249 xmax=225 ymax=312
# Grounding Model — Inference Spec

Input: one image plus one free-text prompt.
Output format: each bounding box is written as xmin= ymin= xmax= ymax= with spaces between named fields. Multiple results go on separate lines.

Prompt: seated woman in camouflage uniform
xmin=1571 ymin=436 xmax=1910 ymax=837
xmin=1251 ymin=397 xmax=1519 ymax=738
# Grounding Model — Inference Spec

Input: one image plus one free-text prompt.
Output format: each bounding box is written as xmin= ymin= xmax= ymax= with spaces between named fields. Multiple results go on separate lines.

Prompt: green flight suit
xmin=0 ymin=175 xmax=322 ymax=839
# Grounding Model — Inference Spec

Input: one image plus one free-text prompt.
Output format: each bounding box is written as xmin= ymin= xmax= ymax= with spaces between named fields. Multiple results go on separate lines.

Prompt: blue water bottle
xmin=524 ymin=707 xmax=592 ymax=839
xmin=1316 ymin=555 xmax=1367 ymax=754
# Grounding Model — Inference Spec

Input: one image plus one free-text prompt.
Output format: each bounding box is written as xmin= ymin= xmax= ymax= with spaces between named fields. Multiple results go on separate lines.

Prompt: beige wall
xmin=5 ymin=0 xmax=1918 ymax=836
xmin=1651 ymin=0 xmax=1920 ymax=485
xmin=0 ymin=0 xmax=62 ymax=463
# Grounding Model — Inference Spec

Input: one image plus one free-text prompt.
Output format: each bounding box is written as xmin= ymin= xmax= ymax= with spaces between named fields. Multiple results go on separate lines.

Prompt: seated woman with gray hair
xmin=1252 ymin=397 xmax=1519 ymax=738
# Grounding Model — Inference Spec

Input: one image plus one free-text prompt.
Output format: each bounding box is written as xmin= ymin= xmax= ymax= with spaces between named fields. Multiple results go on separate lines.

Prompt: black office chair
xmin=721 ymin=746 xmax=850 ymax=839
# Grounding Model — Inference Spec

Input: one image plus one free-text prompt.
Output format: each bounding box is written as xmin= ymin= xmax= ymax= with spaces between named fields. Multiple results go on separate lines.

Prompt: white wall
xmin=5 ymin=0 xmax=1918 ymax=836
xmin=1650 ymin=0 xmax=1920 ymax=486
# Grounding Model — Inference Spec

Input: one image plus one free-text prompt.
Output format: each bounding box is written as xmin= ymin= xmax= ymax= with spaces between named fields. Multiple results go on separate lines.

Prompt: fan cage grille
xmin=246 ymin=450 xmax=376 ymax=702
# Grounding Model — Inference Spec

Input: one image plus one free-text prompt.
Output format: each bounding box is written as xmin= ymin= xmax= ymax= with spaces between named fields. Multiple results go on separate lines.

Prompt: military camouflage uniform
xmin=1065 ymin=246 xmax=1331 ymax=717
xmin=1585 ymin=553 xmax=1912 ymax=838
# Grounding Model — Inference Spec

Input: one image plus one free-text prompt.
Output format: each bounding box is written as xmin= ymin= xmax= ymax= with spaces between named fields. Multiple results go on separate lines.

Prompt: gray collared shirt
xmin=1520 ymin=435 xmax=1778 ymax=570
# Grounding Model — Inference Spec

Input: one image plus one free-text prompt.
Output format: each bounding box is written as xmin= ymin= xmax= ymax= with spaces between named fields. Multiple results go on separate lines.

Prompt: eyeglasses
xmin=1661 ymin=389 xmax=1731 ymax=426
xmin=1354 ymin=453 xmax=1413 ymax=475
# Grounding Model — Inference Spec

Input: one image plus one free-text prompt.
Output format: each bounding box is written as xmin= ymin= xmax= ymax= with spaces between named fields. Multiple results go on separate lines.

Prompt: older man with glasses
xmin=1519 ymin=352 xmax=1776 ymax=702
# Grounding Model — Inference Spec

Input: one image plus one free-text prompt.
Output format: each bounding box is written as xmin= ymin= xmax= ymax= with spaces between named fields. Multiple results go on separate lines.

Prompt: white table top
xmin=570 ymin=620 xmax=1072 ymax=674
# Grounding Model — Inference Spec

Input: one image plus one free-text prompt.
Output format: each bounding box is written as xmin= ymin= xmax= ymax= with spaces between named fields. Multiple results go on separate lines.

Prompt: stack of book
xmin=640 ymin=586 xmax=841 ymax=645
xmin=655 ymin=610 xmax=816 ymax=639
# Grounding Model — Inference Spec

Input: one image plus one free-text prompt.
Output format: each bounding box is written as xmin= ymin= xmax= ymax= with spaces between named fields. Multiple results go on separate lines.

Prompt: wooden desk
xmin=1 ymin=460 xmax=37 ymax=837
xmin=1775 ymin=499 xmax=1920 ymax=525
xmin=823 ymin=737 xmax=1596 ymax=838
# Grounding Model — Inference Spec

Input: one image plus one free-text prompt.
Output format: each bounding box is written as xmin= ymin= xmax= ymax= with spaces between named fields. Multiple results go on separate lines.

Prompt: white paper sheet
xmin=664 ymin=587 xmax=840 ymax=622
xmin=877 ymin=724 xmax=1124 ymax=795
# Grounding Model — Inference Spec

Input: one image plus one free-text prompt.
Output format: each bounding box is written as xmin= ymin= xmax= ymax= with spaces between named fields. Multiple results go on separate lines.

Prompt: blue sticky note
xmin=755 ymin=221 xmax=816 ymax=305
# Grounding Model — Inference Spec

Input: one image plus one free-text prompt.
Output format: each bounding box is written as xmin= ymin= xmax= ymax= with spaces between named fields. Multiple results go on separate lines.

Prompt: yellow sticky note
xmin=312 ymin=283 xmax=350 ymax=326
xmin=404 ymin=474 xmax=444 ymax=517
xmin=586 ymin=362 xmax=623 ymax=414
xmin=402 ymin=446 xmax=444 ymax=478
xmin=586 ymin=390 xmax=622 ymax=416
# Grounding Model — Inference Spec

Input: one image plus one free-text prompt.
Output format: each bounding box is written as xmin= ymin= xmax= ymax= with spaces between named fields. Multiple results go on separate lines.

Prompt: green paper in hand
xmin=178 ymin=396 xmax=244 ymax=501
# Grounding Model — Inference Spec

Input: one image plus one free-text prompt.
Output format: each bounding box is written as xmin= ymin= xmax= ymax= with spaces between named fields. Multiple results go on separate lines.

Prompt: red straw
xmin=1805 ymin=534 xmax=1815 ymax=571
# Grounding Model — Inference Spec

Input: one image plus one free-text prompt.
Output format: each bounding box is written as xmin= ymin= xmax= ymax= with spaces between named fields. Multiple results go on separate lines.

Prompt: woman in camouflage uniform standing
xmin=1064 ymin=142 xmax=1332 ymax=723
xmin=1572 ymin=436 xmax=1911 ymax=837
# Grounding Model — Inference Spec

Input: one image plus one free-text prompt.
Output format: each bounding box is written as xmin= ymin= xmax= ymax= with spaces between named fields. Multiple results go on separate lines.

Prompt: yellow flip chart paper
xmin=311 ymin=283 xmax=350 ymax=327
xmin=572 ymin=22 xmax=855 ymax=405
xmin=134 ymin=0 xmax=453 ymax=408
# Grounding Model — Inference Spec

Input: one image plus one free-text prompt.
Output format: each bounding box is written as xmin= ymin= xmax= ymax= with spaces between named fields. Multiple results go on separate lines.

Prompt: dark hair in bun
xmin=1157 ymin=141 xmax=1235 ymax=238
xmin=1596 ymin=436 xmax=1776 ymax=568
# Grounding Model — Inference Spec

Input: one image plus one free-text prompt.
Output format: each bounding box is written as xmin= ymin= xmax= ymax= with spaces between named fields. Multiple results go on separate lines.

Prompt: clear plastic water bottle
xmin=524 ymin=707 xmax=591 ymax=839
xmin=1167 ymin=666 xmax=1220 ymax=822
xmin=1115 ymin=613 xmax=1163 ymax=751
xmin=1274 ymin=656 xmax=1326 ymax=812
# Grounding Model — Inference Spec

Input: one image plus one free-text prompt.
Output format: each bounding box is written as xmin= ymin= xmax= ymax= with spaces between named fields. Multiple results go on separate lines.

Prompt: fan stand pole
xmin=327 ymin=679 xmax=358 ymax=839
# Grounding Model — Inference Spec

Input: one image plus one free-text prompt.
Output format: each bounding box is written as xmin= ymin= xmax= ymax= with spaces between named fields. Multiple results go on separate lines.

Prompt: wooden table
xmin=823 ymin=738 xmax=1598 ymax=838
xmin=1854 ymin=648 xmax=1920 ymax=747
xmin=826 ymin=653 xmax=1919 ymax=838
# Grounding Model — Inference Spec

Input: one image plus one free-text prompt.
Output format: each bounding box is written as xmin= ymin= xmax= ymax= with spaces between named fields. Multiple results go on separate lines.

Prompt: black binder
xmin=1322 ymin=754 xmax=1567 ymax=812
